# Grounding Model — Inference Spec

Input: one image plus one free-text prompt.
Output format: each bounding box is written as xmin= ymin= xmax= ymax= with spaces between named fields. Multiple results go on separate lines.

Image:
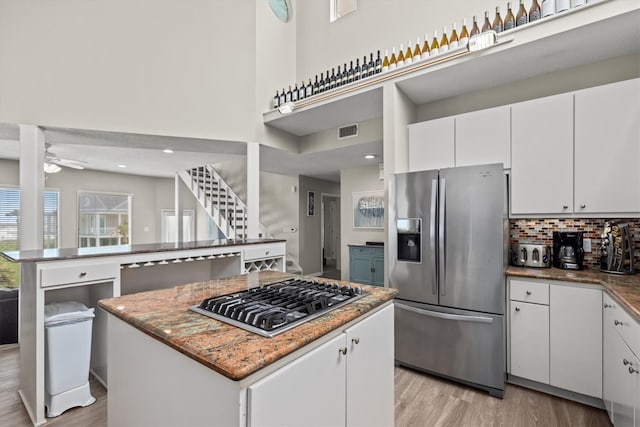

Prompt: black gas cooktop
xmin=189 ymin=278 xmax=368 ymax=337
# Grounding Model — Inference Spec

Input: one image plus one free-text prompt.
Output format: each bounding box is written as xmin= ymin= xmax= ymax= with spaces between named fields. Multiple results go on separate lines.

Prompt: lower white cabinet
xmin=248 ymin=305 xmax=394 ymax=427
xmin=549 ymin=284 xmax=602 ymax=398
xmin=603 ymin=293 xmax=640 ymax=426
xmin=508 ymin=278 xmax=602 ymax=399
xmin=510 ymin=300 xmax=550 ymax=383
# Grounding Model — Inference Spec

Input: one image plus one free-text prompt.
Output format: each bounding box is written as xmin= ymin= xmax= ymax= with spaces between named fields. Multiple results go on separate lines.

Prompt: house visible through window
xmin=0 ymin=188 xmax=59 ymax=288
xmin=78 ymin=192 xmax=131 ymax=248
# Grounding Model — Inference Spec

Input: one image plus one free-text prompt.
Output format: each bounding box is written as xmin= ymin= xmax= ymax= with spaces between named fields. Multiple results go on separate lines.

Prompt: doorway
xmin=321 ymin=193 xmax=341 ymax=280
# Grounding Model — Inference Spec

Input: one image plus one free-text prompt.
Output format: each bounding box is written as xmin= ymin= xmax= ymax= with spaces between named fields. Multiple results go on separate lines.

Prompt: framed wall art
xmin=352 ymin=190 xmax=384 ymax=229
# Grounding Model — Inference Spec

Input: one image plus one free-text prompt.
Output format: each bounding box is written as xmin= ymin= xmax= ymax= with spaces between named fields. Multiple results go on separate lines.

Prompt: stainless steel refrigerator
xmin=390 ymin=163 xmax=507 ymax=398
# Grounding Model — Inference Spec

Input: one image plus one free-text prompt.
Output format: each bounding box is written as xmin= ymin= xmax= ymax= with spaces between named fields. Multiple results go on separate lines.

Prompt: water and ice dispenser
xmin=397 ymin=218 xmax=421 ymax=262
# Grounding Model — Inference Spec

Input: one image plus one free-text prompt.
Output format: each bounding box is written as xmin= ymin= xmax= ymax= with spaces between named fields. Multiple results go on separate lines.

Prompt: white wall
xmin=298 ymin=176 xmax=340 ymax=275
xmin=339 ymin=164 xmax=384 ymax=281
xmin=0 ymin=1 xmax=255 ymax=143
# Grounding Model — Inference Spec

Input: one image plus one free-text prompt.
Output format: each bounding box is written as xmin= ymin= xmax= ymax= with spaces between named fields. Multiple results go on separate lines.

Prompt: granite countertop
xmin=98 ymin=271 xmax=398 ymax=381
xmin=0 ymin=238 xmax=285 ymax=263
xmin=506 ymin=266 xmax=640 ymax=320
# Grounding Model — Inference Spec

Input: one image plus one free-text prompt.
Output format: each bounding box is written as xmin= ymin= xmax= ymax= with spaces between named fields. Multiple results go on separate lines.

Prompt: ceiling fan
xmin=44 ymin=143 xmax=86 ymax=173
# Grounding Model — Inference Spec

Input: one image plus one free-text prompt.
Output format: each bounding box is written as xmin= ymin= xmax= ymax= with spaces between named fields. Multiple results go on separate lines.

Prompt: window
xmin=330 ymin=0 xmax=357 ymax=22
xmin=78 ymin=192 xmax=131 ymax=248
xmin=0 ymin=188 xmax=59 ymax=288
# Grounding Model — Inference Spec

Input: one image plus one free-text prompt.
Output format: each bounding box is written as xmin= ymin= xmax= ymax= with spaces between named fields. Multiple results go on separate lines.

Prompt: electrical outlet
xmin=583 ymin=238 xmax=592 ymax=253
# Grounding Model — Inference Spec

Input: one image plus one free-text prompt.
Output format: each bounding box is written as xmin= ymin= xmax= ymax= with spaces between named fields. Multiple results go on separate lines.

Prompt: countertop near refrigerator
xmin=97 ymin=270 xmax=398 ymax=380
xmin=506 ymin=266 xmax=640 ymax=320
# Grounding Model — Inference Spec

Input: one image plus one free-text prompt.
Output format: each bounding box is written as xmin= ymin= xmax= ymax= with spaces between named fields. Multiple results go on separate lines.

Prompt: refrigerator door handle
xmin=430 ymin=178 xmax=438 ymax=295
xmin=439 ymin=177 xmax=446 ymax=296
xmin=396 ymin=303 xmax=494 ymax=324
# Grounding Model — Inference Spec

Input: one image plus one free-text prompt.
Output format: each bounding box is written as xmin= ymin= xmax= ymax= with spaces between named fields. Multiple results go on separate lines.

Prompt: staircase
xmin=178 ymin=165 xmax=303 ymax=274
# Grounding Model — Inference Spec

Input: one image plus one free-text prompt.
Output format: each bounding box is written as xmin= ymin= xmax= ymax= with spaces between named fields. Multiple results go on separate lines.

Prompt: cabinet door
xmin=607 ymin=329 xmax=635 ymax=427
xmin=372 ymin=256 xmax=385 ymax=287
xmin=408 ymin=117 xmax=455 ymax=171
xmin=510 ymin=301 xmax=549 ymax=383
xmin=350 ymin=255 xmax=373 ymax=285
xmin=575 ymin=78 xmax=640 ymax=214
xmin=346 ymin=305 xmax=394 ymax=427
xmin=549 ymin=284 xmax=602 ymax=398
xmin=603 ymin=317 xmax=615 ymax=421
xmin=511 ymin=93 xmax=573 ymax=214
xmin=455 ymin=105 xmax=511 ymax=168
xmin=248 ymin=334 xmax=346 ymax=427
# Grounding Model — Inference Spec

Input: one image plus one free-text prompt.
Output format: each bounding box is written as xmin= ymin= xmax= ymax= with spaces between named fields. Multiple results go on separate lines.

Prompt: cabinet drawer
xmin=244 ymin=244 xmax=285 ymax=261
xmin=604 ymin=293 xmax=640 ymax=357
xmin=349 ymin=246 xmax=382 ymax=257
xmin=41 ymin=263 xmax=119 ymax=288
xmin=510 ymin=279 xmax=549 ymax=305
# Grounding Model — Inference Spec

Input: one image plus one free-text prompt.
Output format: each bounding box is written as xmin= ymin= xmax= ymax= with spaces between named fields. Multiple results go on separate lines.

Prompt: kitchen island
xmin=1 ymin=238 xmax=286 ymax=426
xmin=98 ymin=271 xmax=397 ymax=427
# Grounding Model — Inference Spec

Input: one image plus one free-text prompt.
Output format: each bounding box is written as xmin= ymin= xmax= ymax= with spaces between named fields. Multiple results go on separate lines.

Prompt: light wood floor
xmin=1 ymin=344 xmax=611 ymax=426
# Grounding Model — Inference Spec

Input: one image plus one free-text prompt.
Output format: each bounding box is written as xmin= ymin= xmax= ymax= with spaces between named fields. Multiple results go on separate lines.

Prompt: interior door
xmin=439 ymin=164 xmax=505 ymax=314
xmin=389 ymin=170 xmax=438 ymax=305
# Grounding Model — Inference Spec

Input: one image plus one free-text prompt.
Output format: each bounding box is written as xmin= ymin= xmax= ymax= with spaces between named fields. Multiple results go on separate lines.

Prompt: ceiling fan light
xmin=43 ymin=162 xmax=61 ymax=174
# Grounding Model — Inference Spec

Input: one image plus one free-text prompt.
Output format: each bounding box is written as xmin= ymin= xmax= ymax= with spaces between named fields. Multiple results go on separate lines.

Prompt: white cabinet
xmin=510 ymin=300 xmax=549 ymax=383
xmin=511 ymin=93 xmax=574 ymax=215
xmin=455 ymin=105 xmax=511 ymax=168
xmin=408 ymin=117 xmax=454 ymax=171
xmin=574 ymin=78 xmax=640 ymax=214
xmin=248 ymin=305 xmax=394 ymax=427
xmin=549 ymin=284 xmax=602 ymax=398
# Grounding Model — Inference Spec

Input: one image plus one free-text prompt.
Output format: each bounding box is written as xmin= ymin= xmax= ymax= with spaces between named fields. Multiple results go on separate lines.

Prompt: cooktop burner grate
xmin=189 ymin=278 xmax=368 ymax=337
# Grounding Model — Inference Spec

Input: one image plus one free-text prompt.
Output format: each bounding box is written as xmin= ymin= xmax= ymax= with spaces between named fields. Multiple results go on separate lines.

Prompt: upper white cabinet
xmin=511 ymin=93 xmax=574 ymax=215
xmin=549 ymin=283 xmax=602 ymax=398
xmin=455 ymin=105 xmax=511 ymax=169
xmin=408 ymin=117 xmax=454 ymax=171
xmin=574 ymin=78 xmax=640 ymax=215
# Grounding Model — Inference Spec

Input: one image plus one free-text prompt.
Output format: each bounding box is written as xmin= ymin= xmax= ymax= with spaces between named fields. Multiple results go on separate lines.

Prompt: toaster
xmin=511 ymin=244 xmax=551 ymax=268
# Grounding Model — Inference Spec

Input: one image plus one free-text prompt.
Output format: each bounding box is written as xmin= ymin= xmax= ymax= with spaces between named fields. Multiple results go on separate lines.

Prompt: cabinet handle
xmin=352 ymin=337 xmax=360 ymax=345
xmin=580 ymin=204 xmax=586 ymax=209
xmin=339 ymin=347 xmax=347 ymax=356
xmin=604 ymin=303 xmax=612 ymax=308
xmin=630 ymin=367 xmax=639 ymax=375
xmin=624 ymin=359 xmax=633 ymax=366
xmin=562 ymin=205 xmax=568 ymax=209
xmin=615 ymin=320 xmax=624 ymax=326
xmin=265 ymin=250 xmax=270 ymax=255
xmin=79 ymin=272 xmax=87 ymax=277
xmin=526 ymin=291 xmax=532 ymax=295
xmin=515 ymin=307 xmax=521 ymax=312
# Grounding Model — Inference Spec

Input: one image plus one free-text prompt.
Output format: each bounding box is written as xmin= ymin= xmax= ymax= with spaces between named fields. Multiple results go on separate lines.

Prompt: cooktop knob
xmin=354 ymin=286 xmax=362 ymax=295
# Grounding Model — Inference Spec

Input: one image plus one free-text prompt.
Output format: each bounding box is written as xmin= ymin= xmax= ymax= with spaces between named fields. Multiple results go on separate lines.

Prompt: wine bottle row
xmin=271 ymin=0 xmax=590 ymax=110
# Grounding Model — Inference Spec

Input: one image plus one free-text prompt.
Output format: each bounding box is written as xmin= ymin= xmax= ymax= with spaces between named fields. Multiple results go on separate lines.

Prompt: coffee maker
xmin=553 ymin=231 xmax=585 ymax=270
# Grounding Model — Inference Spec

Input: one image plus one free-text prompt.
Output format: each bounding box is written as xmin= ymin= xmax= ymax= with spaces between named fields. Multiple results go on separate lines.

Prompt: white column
xmin=246 ymin=142 xmax=260 ymax=238
xmin=19 ymin=125 xmax=45 ymax=250
xmin=174 ymin=173 xmax=183 ymax=244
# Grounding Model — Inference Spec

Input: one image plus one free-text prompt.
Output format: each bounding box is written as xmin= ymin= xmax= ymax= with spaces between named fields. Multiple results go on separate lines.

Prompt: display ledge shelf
xmin=262 ymin=0 xmax=639 ymax=137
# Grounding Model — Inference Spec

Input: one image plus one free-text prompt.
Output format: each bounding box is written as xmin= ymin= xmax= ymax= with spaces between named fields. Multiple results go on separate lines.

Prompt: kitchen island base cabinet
xmin=106 ymin=303 xmax=394 ymax=427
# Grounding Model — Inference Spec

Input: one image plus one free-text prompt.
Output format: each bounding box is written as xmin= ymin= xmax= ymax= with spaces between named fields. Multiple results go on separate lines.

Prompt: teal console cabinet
xmin=348 ymin=245 xmax=384 ymax=287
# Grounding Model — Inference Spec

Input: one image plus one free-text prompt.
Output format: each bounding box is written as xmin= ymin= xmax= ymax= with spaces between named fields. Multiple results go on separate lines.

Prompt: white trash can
xmin=44 ymin=301 xmax=96 ymax=417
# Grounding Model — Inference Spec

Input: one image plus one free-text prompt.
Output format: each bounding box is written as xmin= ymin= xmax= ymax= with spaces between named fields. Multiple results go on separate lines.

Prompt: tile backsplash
xmin=510 ymin=218 xmax=640 ymax=269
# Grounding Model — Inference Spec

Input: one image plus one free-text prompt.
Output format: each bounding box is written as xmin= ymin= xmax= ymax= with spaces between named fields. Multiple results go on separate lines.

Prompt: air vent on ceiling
xmin=338 ymin=123 xmax=358 ymax=140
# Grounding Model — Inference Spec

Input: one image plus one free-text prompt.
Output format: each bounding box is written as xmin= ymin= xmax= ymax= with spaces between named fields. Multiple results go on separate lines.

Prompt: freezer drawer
xmin=395 ymin=300 xmax=505 ymax=395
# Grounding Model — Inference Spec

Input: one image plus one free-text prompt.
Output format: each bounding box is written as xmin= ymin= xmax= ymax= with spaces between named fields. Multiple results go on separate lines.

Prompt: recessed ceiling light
xmin=364 ymin=154 xmax=376 ymax=159
xmin=163 ymin=149 xmax=174 ymax=154
xmin=117 ymin=164 xmax=127 ymax=168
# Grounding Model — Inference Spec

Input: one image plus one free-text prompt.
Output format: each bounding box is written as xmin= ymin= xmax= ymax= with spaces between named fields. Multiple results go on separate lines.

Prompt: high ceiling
xmin=0 ymin=124 xmax=383 ymax=182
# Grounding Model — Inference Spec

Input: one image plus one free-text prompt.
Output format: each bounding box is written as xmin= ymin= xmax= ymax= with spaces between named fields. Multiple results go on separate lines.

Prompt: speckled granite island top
xmin=506 ymin=266 xmax=640 ymax=320
xmin=1 ymin=238 xmax=285 ymax=262
xmin=98 ymin=271 xmax=398 ymax=381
